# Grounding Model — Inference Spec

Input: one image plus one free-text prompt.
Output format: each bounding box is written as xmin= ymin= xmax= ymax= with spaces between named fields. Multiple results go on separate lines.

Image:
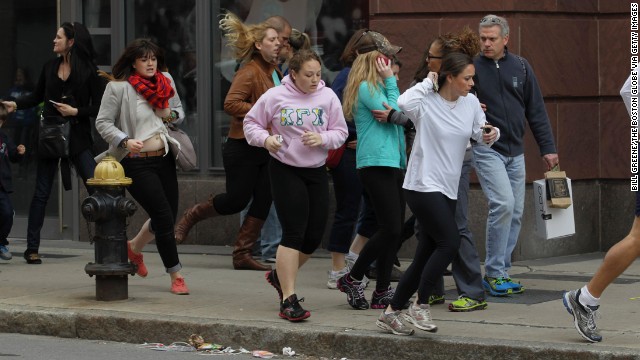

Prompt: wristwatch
xmin=120 ymin=137 xmax=129 ymax=149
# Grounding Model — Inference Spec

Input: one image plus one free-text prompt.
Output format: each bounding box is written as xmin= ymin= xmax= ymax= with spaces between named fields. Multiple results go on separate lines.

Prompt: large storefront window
xmin=127 ymin=0 xmax=198 ymax=167
xmin=211 ymin=0 xmax=368 ymax=168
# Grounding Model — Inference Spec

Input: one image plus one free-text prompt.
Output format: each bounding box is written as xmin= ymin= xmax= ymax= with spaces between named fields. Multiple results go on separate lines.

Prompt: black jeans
xmin=351 ymin=166 xmax=405 ymax=291
xmin=391 ymin=190 xmax=459 ymax=309
xmin=270 ymin=159 xmax=329 ymax=254
xmin=26 ymin=149 xmax=96 ymax=252
xmin=121 ymin=153 xmax=181 ymax=272
xmin=213 ymin=138 xmax=272 ymax=220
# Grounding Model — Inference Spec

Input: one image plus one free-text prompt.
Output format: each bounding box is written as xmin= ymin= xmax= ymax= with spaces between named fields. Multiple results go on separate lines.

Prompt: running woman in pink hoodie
xmin=244 ymin=50 xmax=348 ymax=322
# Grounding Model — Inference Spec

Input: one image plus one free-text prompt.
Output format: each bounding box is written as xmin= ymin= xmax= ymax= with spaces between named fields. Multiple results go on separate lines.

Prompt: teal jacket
xmin=353 ymin=77 xmax=406 ymax=169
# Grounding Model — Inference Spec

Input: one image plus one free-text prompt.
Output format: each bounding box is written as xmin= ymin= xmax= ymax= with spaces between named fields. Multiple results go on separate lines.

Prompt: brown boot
xmin=175 ymin=194 xmax=218 ymax=244
xmin=233 ymin=216 xmax=272 ymax=271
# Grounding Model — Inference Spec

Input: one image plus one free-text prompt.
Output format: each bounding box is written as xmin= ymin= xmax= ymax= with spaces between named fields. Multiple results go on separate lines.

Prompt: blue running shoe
xmin=505 ymin=277 xmax=525 ymax=294
xmin=0 ymin=245 xmax=11 ymax=260
xmin=482 ymin=276 xmax=512 ymax=297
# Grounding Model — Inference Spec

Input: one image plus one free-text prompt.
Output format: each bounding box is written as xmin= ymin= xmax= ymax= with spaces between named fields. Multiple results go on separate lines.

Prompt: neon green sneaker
xmin=428 ymin=294 xmax=445 ymax=305
xmin=448 ymin=296 xmax=488 ymax=312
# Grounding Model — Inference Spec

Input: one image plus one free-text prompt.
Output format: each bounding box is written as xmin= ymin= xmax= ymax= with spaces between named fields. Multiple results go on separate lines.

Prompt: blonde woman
xmin=336 ymin=31 xmax=405 ymax=311
xmin=174 ymin=12 xmax=281 ymax=271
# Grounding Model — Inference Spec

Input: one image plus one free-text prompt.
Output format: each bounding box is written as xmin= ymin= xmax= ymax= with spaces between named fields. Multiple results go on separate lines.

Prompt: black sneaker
xmin=337 ymin=273 xmax=369 ymax=310
xmin=265 ymin=270 xmax=283 ymax=302
xmin=371 ymin=286 xmax=395 ymax=309
xmin=279 ymin=294 xmax=310 ymax=322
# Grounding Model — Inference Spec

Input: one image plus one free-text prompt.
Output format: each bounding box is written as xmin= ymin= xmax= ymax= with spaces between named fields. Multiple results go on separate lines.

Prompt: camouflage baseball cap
xmin=355 ymin=30 xmax=402 ymax=57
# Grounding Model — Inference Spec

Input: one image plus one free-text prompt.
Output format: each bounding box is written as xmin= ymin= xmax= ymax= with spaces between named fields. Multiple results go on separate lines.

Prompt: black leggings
xmin=351 ymin=166 xmax=405 ymax=291
xmin=213 ymin=138 xmax=272 ymax=220
xmin=270 ymin=159 xmax=329 ymax=254
xmin=391 ymin=190 xmax=459 ymax=309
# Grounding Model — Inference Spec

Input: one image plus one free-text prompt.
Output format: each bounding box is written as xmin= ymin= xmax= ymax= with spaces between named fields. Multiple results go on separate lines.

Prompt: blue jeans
xmin=241 ymin=200 xmax=282 ymax=260
xmin=472 ymin=145 xmax=525 ymax=279
xmin=26 ymin=149 xmax=96 ymax=252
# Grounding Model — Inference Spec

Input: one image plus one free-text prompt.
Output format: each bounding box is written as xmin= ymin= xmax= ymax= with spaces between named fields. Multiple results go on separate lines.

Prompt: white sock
xmin=579 ymin=285 xmax=600 ymax=308
xmin=347 ymin=251 xmax=358 ymax=259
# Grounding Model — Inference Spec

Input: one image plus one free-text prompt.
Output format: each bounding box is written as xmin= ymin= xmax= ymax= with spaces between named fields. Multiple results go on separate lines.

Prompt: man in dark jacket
xmin=472 ymin=14 xmax=559 ymax=296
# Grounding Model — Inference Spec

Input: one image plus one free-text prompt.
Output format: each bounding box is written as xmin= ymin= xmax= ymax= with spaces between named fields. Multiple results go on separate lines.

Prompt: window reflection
xmin=130 ymin=0 xmax=198 ymax=169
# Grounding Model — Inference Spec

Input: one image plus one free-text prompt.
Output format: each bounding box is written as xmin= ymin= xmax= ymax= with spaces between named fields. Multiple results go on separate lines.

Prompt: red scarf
xmin=128 ymin=72 xmax=175 ymax=109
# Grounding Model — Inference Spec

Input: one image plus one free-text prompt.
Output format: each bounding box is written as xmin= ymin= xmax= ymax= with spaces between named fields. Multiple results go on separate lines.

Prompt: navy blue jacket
xmin=0 ymin=130 xmax=23 ymax=193
xmin=473 ymin=48 xmax=556 ymax=157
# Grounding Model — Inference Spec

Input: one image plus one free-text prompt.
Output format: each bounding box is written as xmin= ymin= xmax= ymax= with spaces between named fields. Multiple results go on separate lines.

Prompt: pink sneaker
xmin=127 ymin=241 xmax=148 ymax=277
xmin=171 ymin=277 xmax=190 ymax=295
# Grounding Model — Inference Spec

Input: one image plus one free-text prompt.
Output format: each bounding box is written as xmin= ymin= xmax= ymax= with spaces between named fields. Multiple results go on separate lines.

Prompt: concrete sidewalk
xmin=1 ymin=239 xmax=640 ymax=359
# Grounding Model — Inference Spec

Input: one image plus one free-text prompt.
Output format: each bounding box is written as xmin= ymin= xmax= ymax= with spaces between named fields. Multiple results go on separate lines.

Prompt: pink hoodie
xmin=243 ymin=74 xmax=348 ymax=168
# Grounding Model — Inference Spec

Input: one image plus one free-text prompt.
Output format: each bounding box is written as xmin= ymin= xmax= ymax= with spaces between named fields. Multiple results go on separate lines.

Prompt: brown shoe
xmin=175 ymin=194 xmax=218 ymax=243
xmin=24 ymin=251 xmax=42 ymax=265
xmin=233 ymin=216 xmax=271 ymax=271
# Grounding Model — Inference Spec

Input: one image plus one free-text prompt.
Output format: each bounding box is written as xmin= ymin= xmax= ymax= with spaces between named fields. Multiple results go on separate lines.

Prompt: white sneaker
xmin=327 ymin=267 xmax=349 ymax=289
xmin=404 ymin=303 xmax=437 ymax=332
xmin=345 ymin=254 xmax=357 ymax=270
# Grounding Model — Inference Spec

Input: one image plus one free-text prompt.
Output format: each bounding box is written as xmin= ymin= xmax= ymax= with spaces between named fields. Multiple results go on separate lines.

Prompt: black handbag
xmin=38 ymin=115 xmax=70 ymax=159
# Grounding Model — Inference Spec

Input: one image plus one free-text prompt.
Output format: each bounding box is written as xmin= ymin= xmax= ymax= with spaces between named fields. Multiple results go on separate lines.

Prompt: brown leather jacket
xmin=224 ymin=54 xmax=278 ymax=139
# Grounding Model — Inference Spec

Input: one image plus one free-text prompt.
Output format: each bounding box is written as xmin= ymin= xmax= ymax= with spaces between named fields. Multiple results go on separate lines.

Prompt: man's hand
xmin=543 ymin=153 xmax=559 ymax=171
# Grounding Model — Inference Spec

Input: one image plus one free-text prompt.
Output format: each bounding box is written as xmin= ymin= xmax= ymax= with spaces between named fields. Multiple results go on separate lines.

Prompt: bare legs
xmin=276 ymin=245 xmax=311 ymax=300
xmin=129 ymin=218 xmax=185 ymax=282
xmin=587 ymin=216 xmax=640 ymax=298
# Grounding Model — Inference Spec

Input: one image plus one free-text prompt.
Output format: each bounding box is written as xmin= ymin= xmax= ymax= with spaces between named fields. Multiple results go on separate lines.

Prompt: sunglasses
xmin=480 ymin=16 xmax=507 ymax=27
xmin=427 ymin=53 xmax=443 ymax=60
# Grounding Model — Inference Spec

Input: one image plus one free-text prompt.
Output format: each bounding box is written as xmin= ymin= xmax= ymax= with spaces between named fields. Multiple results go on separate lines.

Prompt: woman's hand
xmin=482 ymin=124 xmax=498 ymax=144
xmin=264 ymin=135 xmax=283 ymax=153
xmin=126 ymin=138 xmax=144 ymax=153
xmin=155 ymin=107 xmax=171 ymax=119
xmin=375 ymin=57 xmax=393 ymax=79
xmin=301 ymin=130 xmax=322 ymax=147
xmin=427 ymin=71 xmax=439 ymax=91
xmin=371 ymin=102 xmax=392 ymax=123
xmin=53 ymin=102 xmax=78 ymax=117
xmin=2 ymin=101 xmax=16 ymax=113
xmin=346 ymin=140 xmax=357 ymax=149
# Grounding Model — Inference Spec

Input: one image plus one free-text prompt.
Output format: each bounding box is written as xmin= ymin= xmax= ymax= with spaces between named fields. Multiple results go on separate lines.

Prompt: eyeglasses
xmin=427 ymin=53 xmax=442 ymax=60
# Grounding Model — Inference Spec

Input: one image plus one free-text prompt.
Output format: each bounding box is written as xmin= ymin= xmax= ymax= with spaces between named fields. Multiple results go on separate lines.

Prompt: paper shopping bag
xmin=544 ymin=168 xmax=572 ymax=209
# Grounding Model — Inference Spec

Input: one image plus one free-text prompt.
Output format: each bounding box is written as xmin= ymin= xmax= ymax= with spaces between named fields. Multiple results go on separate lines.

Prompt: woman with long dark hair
xmin=376 ymin=52 xmax=498 ymax=335
xmin=95 ymin=38 xmax=188 ymax=295
xmin=2 ymin=22 xmax=105 ymax=264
